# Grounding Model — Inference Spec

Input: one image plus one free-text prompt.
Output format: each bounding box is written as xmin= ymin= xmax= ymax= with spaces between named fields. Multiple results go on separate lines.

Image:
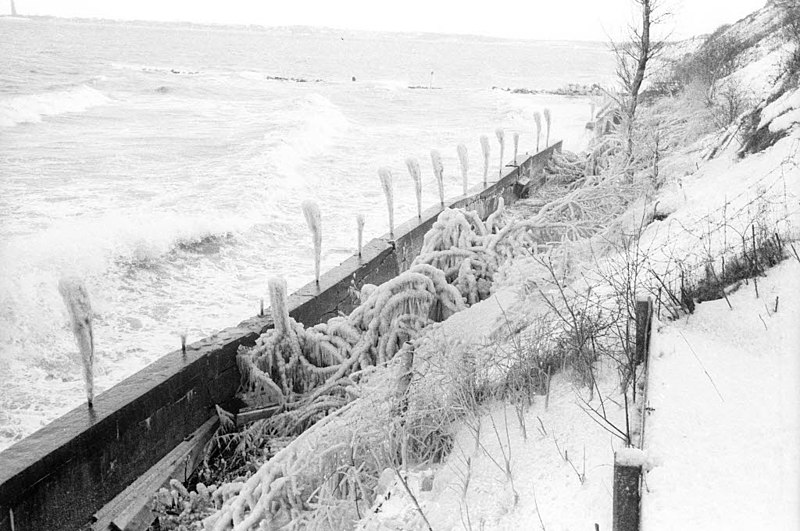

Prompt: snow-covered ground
xmin=356 ymin=143 xmax=799 ymax=531
xmin=642 ymin=259 xmax=800 ymax=530
xmin=358 ymin=285 xmax=629 ymax=531
xmin=359 ymin=378 xmax=625 ymax=531
xmin=358 ymin=84 xmax=800 ymax=531
xmin=188 ymin=4 xmax=800 ymax=529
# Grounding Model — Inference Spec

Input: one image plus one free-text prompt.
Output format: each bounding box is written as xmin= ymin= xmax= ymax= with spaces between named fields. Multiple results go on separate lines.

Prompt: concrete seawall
xmin=0 ymin=142 xmax=561 ymax=531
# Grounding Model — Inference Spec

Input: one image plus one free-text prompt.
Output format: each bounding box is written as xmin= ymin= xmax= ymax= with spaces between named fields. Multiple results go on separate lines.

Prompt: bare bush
xmin=711 ymin=81 xmax=751 ymax=129
xmin=672 ymin=27 xmax=749 ymax=101
xmin=665 ymin=23 xmax=758 ymax=132
xmin=775 ymin=0 xmax=800 ymax=85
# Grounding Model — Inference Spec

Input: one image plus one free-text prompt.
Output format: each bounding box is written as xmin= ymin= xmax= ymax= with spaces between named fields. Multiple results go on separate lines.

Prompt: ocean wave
xmin=0 ymin=210 xmax=252 ymax=368
xmin=1 ymin=211 xmax=254 ymax=280
xmin=0 ymin=85 xmax=110 ymax=127
xmin=263 ymin=93 xmax=350 ymax=178
xmin=104 ymin=213 xmax=253 ymax=266
xmin=0 ymin=210 xmax=258 ymax=368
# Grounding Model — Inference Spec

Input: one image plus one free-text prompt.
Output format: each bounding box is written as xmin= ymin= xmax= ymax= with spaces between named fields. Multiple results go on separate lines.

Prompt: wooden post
xmin=634 ymin=298 xmax=653 ymax=365
xmin=613 ymin=449 xmax=644 ymax=531
xmin=636 ymin=297 xmax=655 ymax=449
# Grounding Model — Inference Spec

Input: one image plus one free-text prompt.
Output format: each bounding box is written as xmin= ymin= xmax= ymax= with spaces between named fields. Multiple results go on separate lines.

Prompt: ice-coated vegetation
xmin=153 ymin=4 xmax=800 ymax=527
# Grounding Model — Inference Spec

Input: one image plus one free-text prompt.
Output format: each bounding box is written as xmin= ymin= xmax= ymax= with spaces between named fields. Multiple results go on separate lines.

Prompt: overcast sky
xmin=7 ymin=0 xmax=766 ymax=41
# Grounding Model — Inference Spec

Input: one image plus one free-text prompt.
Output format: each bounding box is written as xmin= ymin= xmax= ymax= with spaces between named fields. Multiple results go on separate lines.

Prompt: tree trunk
xmin=625 ymin=0 xmax=652 ymax=178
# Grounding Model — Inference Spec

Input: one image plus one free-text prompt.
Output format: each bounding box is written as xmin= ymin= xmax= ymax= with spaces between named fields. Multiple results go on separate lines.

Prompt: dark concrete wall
xmin=0 ymin=142 xmax=561 ymax=531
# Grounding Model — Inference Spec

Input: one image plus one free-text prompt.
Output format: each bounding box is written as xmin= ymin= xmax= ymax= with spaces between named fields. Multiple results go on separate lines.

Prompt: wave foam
xmin=0 ymin=209 xmax=260 ymax=374
xmin=264 ymin=93 xmax=350 ymax=178
xmin=1 ymin=211 xmax=255 ymax=282
xmin=0 ymin=86 xmax=110 ymax=127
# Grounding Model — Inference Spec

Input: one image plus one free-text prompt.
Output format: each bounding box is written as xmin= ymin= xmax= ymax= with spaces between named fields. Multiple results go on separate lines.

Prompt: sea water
xmin=0 ymin=16 xmax=615 ymax=450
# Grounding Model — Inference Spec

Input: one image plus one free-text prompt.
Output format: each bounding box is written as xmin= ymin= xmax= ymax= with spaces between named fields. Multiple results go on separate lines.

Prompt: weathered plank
xmin=235 ymin=405 xmax=280 ymax=428
xmin=92 ymin=416 xmax=219 ymax=531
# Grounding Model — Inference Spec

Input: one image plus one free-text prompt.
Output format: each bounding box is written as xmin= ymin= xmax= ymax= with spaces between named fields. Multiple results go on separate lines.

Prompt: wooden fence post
xmin=634 ymin=298 xmax=653 ymax=365
xmin=612 ymin=448 xmax=645 ymax=531
xmin=615 ymin=297 xmax=652 ymax=531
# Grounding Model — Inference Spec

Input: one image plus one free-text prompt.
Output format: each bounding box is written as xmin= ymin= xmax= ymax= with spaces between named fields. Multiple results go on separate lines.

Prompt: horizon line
xmin=0 ymin=13 xmax=708 ymax=45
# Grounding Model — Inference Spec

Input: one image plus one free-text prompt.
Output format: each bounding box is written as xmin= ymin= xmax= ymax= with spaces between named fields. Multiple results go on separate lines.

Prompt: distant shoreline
xmin=492 ymin=83 xmax=605 ymax=98
xmin=0 ymin=14 xmax=611 ymax=46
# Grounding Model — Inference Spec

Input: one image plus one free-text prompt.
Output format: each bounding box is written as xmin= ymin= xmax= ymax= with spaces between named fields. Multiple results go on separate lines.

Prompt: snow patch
xmin=759 ymin=87 xmax=800 ymax=131
xmin=616 ymin=447 xmax=647 ymax=468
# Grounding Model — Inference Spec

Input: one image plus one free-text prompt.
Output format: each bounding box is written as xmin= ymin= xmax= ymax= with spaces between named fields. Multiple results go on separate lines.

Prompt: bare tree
xmin=611 ymin=0 xmax=669 ymax=178
xmin=774 ymin=0 xmax=800 ymax=84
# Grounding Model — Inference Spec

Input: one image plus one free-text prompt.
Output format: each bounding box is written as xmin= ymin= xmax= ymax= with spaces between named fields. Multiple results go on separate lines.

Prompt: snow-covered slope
xmin=642 ymin=259 xmax=800 ymax=530
xmin=354 ymin=1 xmax=800 ymax=527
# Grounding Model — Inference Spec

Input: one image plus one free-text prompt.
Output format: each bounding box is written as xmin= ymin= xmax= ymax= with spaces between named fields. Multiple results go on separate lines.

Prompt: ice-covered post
xmin=612 ymin=448 xmax=644 ymax=531
xmin=544 ymin=108 xmax=552 ymax=148
xmin=268 ymin=277 xmax=291 ymax=337
xmin=430 ymin=150 xmax=444 ymax=207
xmin=534 ymin=112 xmax=542 ymax=152
xmin=356 ymin=213 xmax=365 ymax=258
xmin=302 ymin=200 xmax=322 ymax=285
xmin=58 ymin=277 xmax=95 ymax=408
xmin=378 ymin=167 xmax=395 ymax=237
xmin=457 ymin=143 xmax=469 ymax=195
xmin=480 ymin=135 xmax=490 ymax=186
xmin=405 ymin=157 xmax=423 ymax=219
xmin=635 ymin=297 xmax=653 ymax=365
xmin=513 ymin=132 xmax=519 ymax=166
xmin=495 ymin=128 xmax=505 ymax=177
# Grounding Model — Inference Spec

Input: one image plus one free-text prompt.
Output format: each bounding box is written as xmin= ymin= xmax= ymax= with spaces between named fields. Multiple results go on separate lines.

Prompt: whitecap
xmin=0 ymin=85 xmax=110 ymax=127
xmin=262 ymin=93 xmax=350 ymax=178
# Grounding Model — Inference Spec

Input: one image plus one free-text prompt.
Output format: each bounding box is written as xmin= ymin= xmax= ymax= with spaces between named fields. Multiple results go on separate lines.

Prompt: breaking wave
xmin=263 ymin=93 xmax=350 ymax=178
xmin=0 ymin=85 xmax=110 ymax=127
